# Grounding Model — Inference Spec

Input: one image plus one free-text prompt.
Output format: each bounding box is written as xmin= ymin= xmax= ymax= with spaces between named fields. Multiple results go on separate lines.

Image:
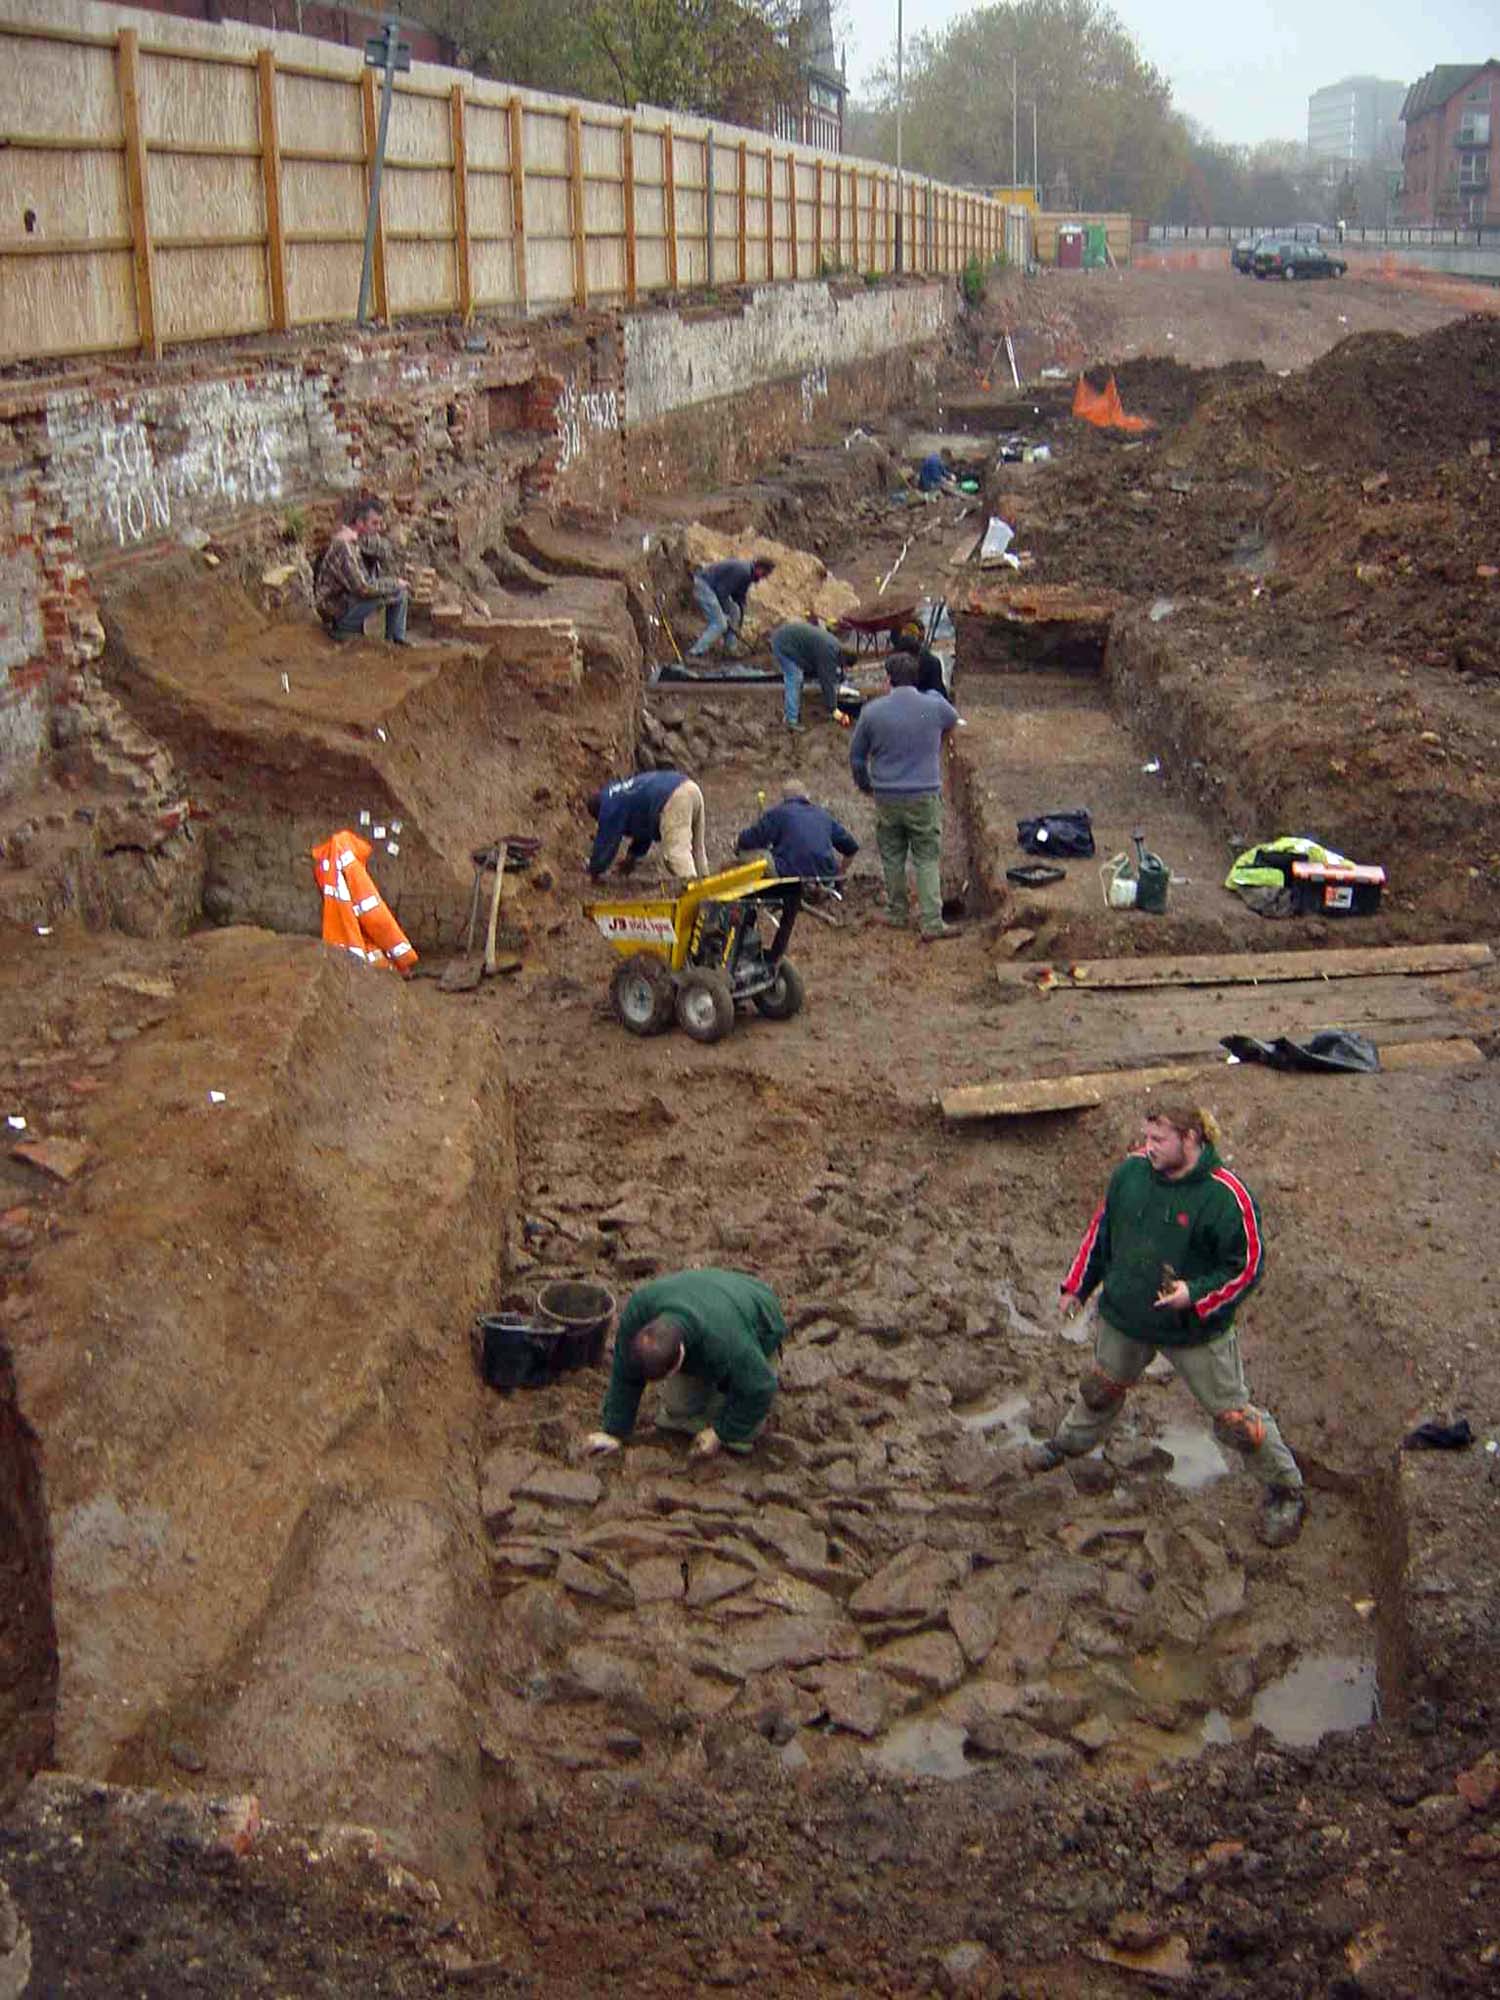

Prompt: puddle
xmin=956 ymin=1391 xmax=1031 ymax=1445
xmin=1157 ymin=1422 xmax=1230 ymax=1491
xmin=868 ymin=1719 xmax=973 ymax=1781
xmin=994 ymin=1280 xmax=1055 ymax=1345
xmin=1251 ymin=1655 xmax=1377 ymax=1747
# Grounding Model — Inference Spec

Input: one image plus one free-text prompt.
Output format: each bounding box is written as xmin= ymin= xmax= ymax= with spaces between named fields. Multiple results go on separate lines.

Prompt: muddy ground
xmin=2 ymin=264 xmax=1500 ymax=1994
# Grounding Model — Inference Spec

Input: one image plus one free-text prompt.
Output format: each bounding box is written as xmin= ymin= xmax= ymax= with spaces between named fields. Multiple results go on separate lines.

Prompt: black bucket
xmin=478 ymin=1313 xmax=564 ymax=1392
xmin=535 ymin=1280 xmax=615 ymax=1371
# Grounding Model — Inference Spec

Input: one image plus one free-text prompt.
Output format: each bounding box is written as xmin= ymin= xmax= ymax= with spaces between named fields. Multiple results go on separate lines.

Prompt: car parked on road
xmin=1230 ymin=238 xmax=1259 ymax=273
xmin=1253 ymin=240 xmax=1347 ymax=280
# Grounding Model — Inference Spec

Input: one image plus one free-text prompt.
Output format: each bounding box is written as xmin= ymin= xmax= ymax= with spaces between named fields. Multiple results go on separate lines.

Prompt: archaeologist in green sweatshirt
xmin=1027 ymin=1101 xmax=1306 ymax=1548
xmin=585 ymin=1268 xmax=787 ymax=1460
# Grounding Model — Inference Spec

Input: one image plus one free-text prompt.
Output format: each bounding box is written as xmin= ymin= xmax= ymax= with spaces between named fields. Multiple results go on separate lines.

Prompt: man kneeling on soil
xmin=585 ymin=1268 xmax=786 ymax=1460
xmin=1027 ymin=1101 xmax=1307 ymax=1549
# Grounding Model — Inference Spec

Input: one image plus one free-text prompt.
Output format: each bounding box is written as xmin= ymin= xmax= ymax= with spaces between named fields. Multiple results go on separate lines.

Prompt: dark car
xmin=1253 ymin=240 xmax=1347 ymax=281
xmin=1230 ymin=238 xmax=1259 ymax=273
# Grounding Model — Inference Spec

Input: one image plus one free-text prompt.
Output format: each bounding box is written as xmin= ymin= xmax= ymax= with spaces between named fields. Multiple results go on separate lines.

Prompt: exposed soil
xmin=2 ymin=264 xmax=1500 ymax=1994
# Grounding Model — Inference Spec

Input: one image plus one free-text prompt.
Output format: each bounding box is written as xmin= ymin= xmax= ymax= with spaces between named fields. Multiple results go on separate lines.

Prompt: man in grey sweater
xmin=848 ymin=655 xmax=960 ymax=940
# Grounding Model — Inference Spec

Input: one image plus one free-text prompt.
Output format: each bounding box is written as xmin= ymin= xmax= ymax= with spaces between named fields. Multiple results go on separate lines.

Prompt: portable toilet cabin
xmin=1084 ymin=223 xmax=1109 ymax=268
xmin=1057 ymin=224 xmax=1085 ymax=269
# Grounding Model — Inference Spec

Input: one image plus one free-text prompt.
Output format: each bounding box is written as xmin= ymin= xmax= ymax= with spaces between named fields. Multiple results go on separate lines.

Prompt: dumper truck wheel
xmin=610 ymin=953 xmax=674 ymax=1036
xmin=753 ymin=958 xmax=805 ymax=1021
xmin=675 ymin=967 xmax=735 ymax=1043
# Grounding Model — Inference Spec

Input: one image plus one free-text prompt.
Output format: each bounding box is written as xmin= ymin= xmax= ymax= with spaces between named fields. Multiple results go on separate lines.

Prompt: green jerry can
xmin=1131 ymin=830 xmax=1170 ymax=913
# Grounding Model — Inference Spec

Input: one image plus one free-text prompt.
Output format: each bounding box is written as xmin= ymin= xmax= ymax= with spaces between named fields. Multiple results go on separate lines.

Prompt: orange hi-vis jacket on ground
xmin=311 ymin=829 xmax=418 ymax=974
xmin=1072 ymin=373 xmax=1153 ymax=433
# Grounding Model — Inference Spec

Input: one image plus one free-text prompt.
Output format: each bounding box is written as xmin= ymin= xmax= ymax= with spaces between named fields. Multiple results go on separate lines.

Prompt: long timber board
xmin=996 ymin=943 xmax=1493 ymax=992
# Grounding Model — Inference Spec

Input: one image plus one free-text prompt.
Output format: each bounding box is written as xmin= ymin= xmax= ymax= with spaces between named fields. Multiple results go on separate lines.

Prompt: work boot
xmin=1260 ymin=1485 xmax=1307 ymax=1549
xmin=784 ymin=719 xmax=804 ymax=734
xmin=918 ymin=921 xmax=962 ymax=944
xmin=1024 ymin=1439 xmax=1067 ymax=1476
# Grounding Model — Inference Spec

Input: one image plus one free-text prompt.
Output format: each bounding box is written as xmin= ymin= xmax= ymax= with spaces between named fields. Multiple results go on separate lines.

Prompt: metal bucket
xmin=535 ymin=1280 xmax=615 ymax=1371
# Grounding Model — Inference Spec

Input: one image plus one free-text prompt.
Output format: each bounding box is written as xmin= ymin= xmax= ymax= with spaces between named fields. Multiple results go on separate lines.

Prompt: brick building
xmin=1399 ymin=61 xmax=1500 ymax=225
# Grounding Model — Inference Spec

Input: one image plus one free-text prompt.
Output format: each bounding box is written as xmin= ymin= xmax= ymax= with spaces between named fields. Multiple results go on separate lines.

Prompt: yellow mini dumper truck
xmin=585 ymin=858 xmax=805 ymax=1044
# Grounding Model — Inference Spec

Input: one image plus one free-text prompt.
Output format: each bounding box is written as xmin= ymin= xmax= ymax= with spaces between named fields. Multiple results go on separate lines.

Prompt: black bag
xmin=1017 ymin=808 xmax=1095 ymax=859
xmin=1220 ymin=1030 xmax=1380 ymax=1075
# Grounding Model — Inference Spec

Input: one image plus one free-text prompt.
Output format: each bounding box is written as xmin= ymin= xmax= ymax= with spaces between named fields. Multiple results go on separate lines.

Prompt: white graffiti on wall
xmin=45 ymin=376 xmax=318 ymax=552
xmin=800 ymin=365 xmax=829 ymax=423
xmin=92 ymin=412 xmax=284 ymax=547
xmin=554 ymin=375 xmax=620 ymax=474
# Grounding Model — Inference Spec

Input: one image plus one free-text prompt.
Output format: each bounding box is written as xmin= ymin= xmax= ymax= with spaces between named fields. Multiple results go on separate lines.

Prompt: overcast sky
xmin=840 ymin=1 xmax=1499 ymax=146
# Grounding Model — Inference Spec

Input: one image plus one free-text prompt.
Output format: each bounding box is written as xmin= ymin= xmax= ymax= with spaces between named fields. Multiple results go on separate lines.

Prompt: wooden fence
xmin=0 ymin=9 xmax=1012 ymax=364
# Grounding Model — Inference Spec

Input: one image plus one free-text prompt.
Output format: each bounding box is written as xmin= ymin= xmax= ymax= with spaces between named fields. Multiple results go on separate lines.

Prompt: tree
xmin=854 ymin=0 xmax=1187 ymax=215
xmin=426 ymin=0 xmax=811 ymax=121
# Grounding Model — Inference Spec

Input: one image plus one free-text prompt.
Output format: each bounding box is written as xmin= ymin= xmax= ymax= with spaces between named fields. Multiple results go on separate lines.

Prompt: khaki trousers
xmin=659 ymin=780 xmax=709 ymax=878
xmin=1055 ymin=1318 xmax=1302 ymax=1490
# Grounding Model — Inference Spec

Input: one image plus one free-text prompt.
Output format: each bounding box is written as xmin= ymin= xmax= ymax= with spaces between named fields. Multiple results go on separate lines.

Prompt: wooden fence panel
xmin=0 ymin=8 xmax=1012 ymax=359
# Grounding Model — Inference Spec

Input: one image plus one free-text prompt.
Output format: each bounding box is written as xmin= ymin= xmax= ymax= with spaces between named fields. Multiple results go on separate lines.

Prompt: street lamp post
xmin=1011 ymin=52 xmax=1018 ymax=189
xmin=895 ymin=0 xmax=904 ymax=272
xmin=358 ymin=16 xmax=411 ymax=325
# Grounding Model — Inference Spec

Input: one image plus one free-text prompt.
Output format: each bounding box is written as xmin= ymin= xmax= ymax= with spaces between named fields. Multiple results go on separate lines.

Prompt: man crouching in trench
xmin=584 ymin=1268 xmax=785 ymax=1460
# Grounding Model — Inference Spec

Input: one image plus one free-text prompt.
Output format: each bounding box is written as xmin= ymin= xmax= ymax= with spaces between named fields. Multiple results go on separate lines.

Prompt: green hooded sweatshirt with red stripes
xmin=1061 ymin=1142 xmax=1263 ymax=1349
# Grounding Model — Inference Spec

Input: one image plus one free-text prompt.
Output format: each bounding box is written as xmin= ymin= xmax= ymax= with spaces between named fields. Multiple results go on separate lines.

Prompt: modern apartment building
xmin=1307 ymin=76 xmax=1407 ymax=165
xmin=1399 ymin=62 xmax=1500 ymax=224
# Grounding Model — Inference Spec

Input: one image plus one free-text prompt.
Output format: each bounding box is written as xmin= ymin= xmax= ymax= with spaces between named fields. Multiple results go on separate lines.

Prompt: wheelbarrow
xmin=830 ymin=603 xmax=919 ymax=655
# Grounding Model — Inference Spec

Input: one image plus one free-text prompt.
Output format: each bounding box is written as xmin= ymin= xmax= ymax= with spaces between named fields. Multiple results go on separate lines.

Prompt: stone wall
xmin=0 ymin=1338 xmax=56 ymax=1813
xmin=623 ymin=279 xmax=950 ymax=426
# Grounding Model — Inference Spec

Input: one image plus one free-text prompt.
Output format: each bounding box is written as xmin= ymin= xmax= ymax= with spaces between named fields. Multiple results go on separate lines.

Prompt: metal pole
xmin=357 ymin=19 xmax=399 ymax=326
xmin=1011 ymin=55 xmax=1018 ymax=190
xmin=894 ymin=0 xmax=904 ymax=273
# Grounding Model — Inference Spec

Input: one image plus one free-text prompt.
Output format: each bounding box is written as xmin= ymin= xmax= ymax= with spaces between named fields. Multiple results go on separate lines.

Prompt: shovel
xmin=440 ymin=839 xmax=533 ymax=992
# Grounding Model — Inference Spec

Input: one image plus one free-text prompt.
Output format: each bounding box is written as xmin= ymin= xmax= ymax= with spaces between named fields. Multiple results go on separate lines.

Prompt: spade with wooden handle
xmin=482 ymin=839 xmax=508 ymax=975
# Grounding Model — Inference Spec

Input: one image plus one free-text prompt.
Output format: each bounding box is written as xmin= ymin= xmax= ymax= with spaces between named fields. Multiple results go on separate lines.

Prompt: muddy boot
xmin=918 ymin=921 xmax=962 ymax=944
xmin=1024 ymin=1439 xmax=1066 ymax=1475
xmin=1260 ymin=1485 xmax=1307 ymax=1548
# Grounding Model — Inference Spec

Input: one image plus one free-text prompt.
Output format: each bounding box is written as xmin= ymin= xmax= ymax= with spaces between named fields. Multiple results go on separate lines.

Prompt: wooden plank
xmin=884 ymin=171 xmax=893 ymax=271
xmin=736 ymin=138 xmax=747 ymax=283
xmin=359 ymin=70 xmax=389 ymax=324
xmin=814 ymin=156 xmax=823 ymax=269
xmin=621 ymin=115 xmax=638 ymax=305
xmin=663 ymin=121 xmax=678 ymax=286
xmin=764 ymin=142 xmax=774 ymax=280
xmin=508 ymin=95 xmax=528 ymax=312
xmin=998 ymin=943 xmax=1494 ymax=993
xmin=450 ymin=84 xmax=472 ymax=320
xmin=787 ymin=150 xmax=798 ymax=279
xmin=941 ymin=1037 xmax=1487 ymax=1123
xmin=116 ymin=29 xmax=158 ymax=358
xmin=567 ymin=105 xmax=587 ymax=308
xmin=832 ymin=159 xmax=840 ymax=268
xmin=257 ymin=50 xmax=288 ymax=333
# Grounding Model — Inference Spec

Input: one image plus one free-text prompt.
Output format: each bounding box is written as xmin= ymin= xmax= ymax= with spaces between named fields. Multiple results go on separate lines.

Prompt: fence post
xmin=764 ymin=142 xmax=774 ymax=280
xmin=255 ymin=50 xmax=289 ymax=333
xmin=663 ymin=121 xmax=679 ymax=289
xmin=884 ymin=173 xmax=892 ymax=272
xmin=705 ymin=131 xmax=716 ymax=286
xmin=567 ymin=104 xmax=587 ymax=308
xmin=450 ymin=84 xmax=472 ymax=320
xmin=359 ymin=71 xmax=390 ymax=323
xmin=814 ymin=156 xmax=823 ymax=271
xmin=116 ymin=29 xmax=159 ymax=357
xmin=833 ymin=161 xmax=842 ymax=267
xmin=787 ymin=151 xmax=798 ymax=279
xmin=622 ymin=115 xmax=638 ymax=305
xmin=737 ymin=139 xmax=747 ymax=283
xmin=508 ymin=95 xmax=528 ymax=313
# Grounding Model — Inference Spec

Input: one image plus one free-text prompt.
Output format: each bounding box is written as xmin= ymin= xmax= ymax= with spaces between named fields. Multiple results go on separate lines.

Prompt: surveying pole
xmin=357 ymin=16 xmax=411 ymax=326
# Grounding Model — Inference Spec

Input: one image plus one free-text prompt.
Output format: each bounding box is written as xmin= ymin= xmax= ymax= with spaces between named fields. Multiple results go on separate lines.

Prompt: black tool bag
xmin=1017 ymin=808 xmax=1095 ymax=858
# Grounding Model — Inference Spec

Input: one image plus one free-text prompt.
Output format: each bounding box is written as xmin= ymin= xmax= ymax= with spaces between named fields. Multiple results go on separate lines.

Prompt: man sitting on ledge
xmin=316 ymin=492 xmax=412 ymax=646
